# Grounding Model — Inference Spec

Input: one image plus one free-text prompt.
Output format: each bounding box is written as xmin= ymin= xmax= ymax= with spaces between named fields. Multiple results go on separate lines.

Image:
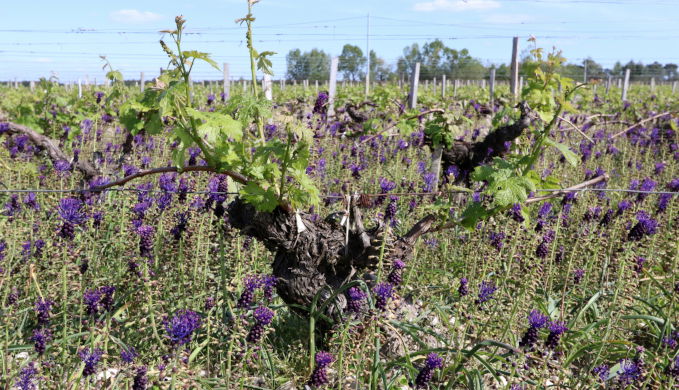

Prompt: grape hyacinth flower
xmin=15 ymin=362 xmax=39 ymax=390
xmin=35 ymin=298 xmax=54 ymax=325
xmin=308 ymin=351 xmax=334 ymax=387
xmin=476 ymin=281 xmax=497 ymax=305
xmin=545 ymin=321 xmax=568 ymax=349
xmin=57 ymin=198 xmax=87 ymax=240
xmin=312 ymin=92 xmax=329 ymax=117
xmin=519 ymin=310 xmax=549 ymax=349
xmin=79 ymin=347 xmax=103 ymax=377
xmin=627 ymin=211 xmax=658 ymax=241
xmin=573 ymin=269 xmax=585 ymax=285
xmin=668 ymin=355 xmax=679 ymax=378
xmin=592 ymin=364 xmax=609 ymax=383
xmin=346 ymin=287 xmax=366 ymax=313
xmin=136 ymin=225 xmax=155 ymax=258
xmin=23 ymin=192 xmax=40 ymax=211
xmin=373 ymin=283 xmax=393 ymax=311
xmin=617 ymin=358 xmax=644 ymax=386
xmin=121 ymin=346 xmax=138 ymax=364
xmin=387 ymin=260 xmax=405 ymax=286
xmin=31 ymin=327 xmax=52 ymax=355
xmin=633 ymin=256 xmax=646 ymax=274
xmin=415 ymin=352 xmax=444 ymax=388
xmin=458 ymin=278 xmax=469 ymax=296
xmin=262 ymin=275 xmax=277 ymax=301
xmin=132 ymin=366 xmax=148 ymax=390
xmin=384 ymin=196 xmax=398 ymax=225
xmin=246 ymin=306 xmax=275 ymax=343
xmin=636 ymin=178 xmax=657 ymax=202
xmin=170 ymin=212 xmax=189 ymax=241
xmin=488 ymin=232 xmax=506 ymax=251
xmin=83 ymin=286 xmax=115 ymax=317
xmin=509 ymin=203 xmax=524 ymax=223
xmin=237 ymin=275 xmax=262 ymax=309
xmin=164 ymin=309 xmax=202 ymax=346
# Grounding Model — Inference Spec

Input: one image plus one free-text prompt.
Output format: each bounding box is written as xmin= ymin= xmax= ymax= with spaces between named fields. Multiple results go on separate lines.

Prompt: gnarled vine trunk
xmin=227 ymin=197 xmax=436 ymax=323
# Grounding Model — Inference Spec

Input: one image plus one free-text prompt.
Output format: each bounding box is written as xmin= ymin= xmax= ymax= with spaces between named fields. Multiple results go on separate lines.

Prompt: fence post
xmin=489 ymin=68 xmax=496 ymax=107
xmin=407 ymin=62 xmax=420 ymax=109
xmin=650 ymin=77 xmax=656 ymax=92
xmin=263 ymin=74 xmax=273 ymax=100
xmin=510 ymin=37 xmax=519 ymax=99
xmin=78 ymin=79 xmax=82 ymax=99
xmin=441 ymin=75 xmax=447 ymax=97
xmin=140 ymin=72 xmax=145 ymax=93
xmin=454 ymin=79 xmax=459 ymax=98
xmin=223 ymin=63 xmax=230 ymax=100
xmin=673 ymin=81 xmax=677 ymax=94
xmin=328 ymin=57 xmax=339 ymax=117
xmin=622 ymin=68 xmax=631 ymax=101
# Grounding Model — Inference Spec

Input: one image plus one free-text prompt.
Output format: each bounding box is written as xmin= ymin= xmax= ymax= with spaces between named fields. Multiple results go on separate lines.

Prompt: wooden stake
xmin=510 ymin=37 xmax=520 ymax=99
xmin=622 ymin=68 xmax=631 ymax=101
xmin=407 ymin=62 xmax=420 ymax=109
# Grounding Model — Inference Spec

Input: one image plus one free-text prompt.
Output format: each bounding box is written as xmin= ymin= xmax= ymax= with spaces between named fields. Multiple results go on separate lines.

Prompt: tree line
xmin=286 ymin=39 xmax=679 ymax=82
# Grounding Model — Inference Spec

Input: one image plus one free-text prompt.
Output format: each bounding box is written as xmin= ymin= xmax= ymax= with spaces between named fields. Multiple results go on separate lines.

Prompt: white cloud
xmin=413 ymin=0 xmax=500 ymax=12
xmin=110 ymin=9 xmax=163 ymax=24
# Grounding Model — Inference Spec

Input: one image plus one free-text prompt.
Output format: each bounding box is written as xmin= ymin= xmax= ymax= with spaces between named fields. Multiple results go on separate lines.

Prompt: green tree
xmin=338 ymin=44 xmax=366 ymax=81
xmin=285 ymin=48 xmax=330 ymax=81
xmin=664 ymin=63 xmax=678 ymax=80
xmin=369 ymin=50 xmax=393 ymax=81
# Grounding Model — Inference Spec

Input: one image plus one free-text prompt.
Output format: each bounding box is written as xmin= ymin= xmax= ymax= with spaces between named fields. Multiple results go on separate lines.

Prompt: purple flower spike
xmin=373 ymin=283 xmax=393 ymax=311
xmin=309 ymin=351 xmax=334 ymax=386
xmin=415 ymin=353 xmax=444 ymax=388
xmin=163 ymin=309 xmax=202 ymax=346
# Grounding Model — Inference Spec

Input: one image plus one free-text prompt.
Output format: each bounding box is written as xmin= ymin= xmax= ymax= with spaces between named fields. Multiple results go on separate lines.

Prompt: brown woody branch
xmin=90 ymin=165 xmax=249 ymax=192
xmin=611 ymin=111 xmax=675 ymax=139
xmin=1 ymin=120 xmax=99 ymax=179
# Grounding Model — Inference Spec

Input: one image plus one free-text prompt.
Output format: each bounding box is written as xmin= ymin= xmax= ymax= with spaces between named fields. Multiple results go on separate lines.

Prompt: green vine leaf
xmin=544 ymin=137 xmax=579 ymax=167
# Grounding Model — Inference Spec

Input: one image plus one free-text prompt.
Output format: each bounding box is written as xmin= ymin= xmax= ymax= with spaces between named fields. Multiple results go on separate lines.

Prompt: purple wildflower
xmin=627 ymin=211 xmax=658 ymax=241
xmin=388 ymin=259 xmax=405 ymax=286
xmin=617 ymin=358 xmax=644 ymax=386
xmin=488 ymin=232 xmax=506 ymax=251
xmin=573 ymin=269 xmax=585 ymax=285
xmin=31 ymin=328 xmax=52 ymax=355
xmin=458 ymin=278 xmax=469 ymax=296
xmin=163 ymin=309 xmax=202 ymax=345
xmin=121 ymin=346 xmax=137 ymax=364
xmin=593 ymin=364 xmax=609 ymax=382
xmin=132 ymin=366 xmax=148 ymax=390
xmin=246 ymin=306 xmax=275 ymax=343
xmin=262 ymin=275 xmax=277 ymax=301
xmin=15 ymin=362 xmax=39 ymax=390
xmin=373 ymin=283 xmax=393 ymax=311
xmin=346 ymin=287 xmax=367 ymax=313
xmin=35 ymin=298 xmax=54 ymax=325
xmin=309 ymin=351 xmax=334 ymax=387
xmin=545 ymin=321 xmax=568 ymax=349
xmin=57 ymin=198 xmax=86 ymax=240
xmin=79 ymin=347 xmax=103 ymax=377
xmin=509 ymin=204 xmax=524 ymax=223
xmin=519 ymin=310 xmax=549 ymax=349
xmin=136 ymin=225 xmax=155 ymax=258
xmin=476 ymin=281 xmax=497 ymax=305
xmin=415 ymin=353 xmax=444 ymax=388
xmin=236 ymin=275 xmax=262 ymax=309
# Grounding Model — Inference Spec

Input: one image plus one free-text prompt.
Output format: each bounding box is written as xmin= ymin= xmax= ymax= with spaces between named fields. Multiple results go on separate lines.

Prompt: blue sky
xmin=2 ymin=0 xmax=679 ymax=82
